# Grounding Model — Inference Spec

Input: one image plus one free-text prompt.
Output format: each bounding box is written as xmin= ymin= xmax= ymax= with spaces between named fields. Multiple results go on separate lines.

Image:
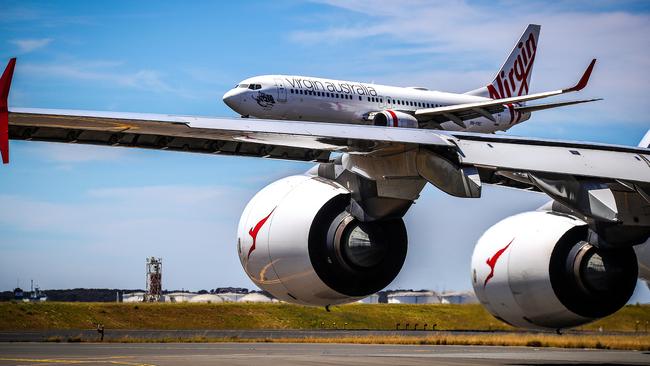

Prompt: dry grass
xmin=46 ymin=333 xmax=650 ymax=351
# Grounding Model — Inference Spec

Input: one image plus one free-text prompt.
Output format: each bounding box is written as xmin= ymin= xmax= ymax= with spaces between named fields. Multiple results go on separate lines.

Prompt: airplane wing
xmin=7 ymin=107 xmax=455 ymax=163
xmin=413 ymin=59 xmax=597 ymax=128
xmin=3 ymin=58 xmax=649 ymax=192
xmin=7 ymin=107 xmax=649 ymax=183
xmin=446 ymin=131 xmax=650 ymax=184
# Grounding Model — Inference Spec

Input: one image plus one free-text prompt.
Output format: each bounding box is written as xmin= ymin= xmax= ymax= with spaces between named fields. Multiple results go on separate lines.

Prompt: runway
xmin=0 ymin=342 xmax=648 ymax=366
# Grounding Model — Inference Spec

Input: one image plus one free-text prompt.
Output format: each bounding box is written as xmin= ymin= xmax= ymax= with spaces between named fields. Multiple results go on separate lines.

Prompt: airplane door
xmin=379 ymin=95 xmax=386 ymax=109
xmin=274 ymin=78 xmax=287 ymax=102
xmin=384 ymin=96 xmax=392 ymax=109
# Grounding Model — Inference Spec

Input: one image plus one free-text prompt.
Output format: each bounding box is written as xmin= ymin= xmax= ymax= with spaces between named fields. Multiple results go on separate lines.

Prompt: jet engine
xmin=237 ymin=175 xmax=408 ymax=306
xmin=373 ymin=110 xmax=418 ymax=128
xmin=471 ymin=211 xmax=637 ymax=330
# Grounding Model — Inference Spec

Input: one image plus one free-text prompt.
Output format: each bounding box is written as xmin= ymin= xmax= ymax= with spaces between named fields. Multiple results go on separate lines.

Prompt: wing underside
xmin=8 ymin=108 xmax=455 ymax=163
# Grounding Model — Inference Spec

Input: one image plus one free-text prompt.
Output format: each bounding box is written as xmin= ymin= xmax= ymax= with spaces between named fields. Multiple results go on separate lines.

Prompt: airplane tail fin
xmin=465 ymin=24 xmax=541 ymax=99
xmin=639 ymin=130 xmax=650 ymax=148
xmin=0 ymin=58 xmax=16 ymax=164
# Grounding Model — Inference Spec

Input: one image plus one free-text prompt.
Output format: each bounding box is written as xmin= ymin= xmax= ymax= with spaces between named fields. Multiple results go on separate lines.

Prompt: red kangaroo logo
xmin=483 ymin=238 xmax=514 ymax=288
xmin=247 ymin=208 xmax=275 ymax=260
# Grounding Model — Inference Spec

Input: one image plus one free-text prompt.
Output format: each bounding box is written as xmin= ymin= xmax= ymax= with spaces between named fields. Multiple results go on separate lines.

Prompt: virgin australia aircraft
xmin=223 ymin=24 xmax=599 ymax=133
xmin=2 ymin=23 xmax=649 ymax=332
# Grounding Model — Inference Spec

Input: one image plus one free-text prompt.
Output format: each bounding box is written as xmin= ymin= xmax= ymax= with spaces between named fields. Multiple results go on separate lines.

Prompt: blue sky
xmin=0 ymin=1 xmax=649 ymax=302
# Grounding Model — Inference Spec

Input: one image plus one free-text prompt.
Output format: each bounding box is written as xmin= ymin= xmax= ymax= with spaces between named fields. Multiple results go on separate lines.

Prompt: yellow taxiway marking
xmin=0 ymin=357 xmax=155 ymax=366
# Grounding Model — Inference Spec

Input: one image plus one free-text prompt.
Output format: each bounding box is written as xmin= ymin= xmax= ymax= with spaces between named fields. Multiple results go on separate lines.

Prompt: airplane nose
xmin=222 ymin=89 xmax=240 ymax=110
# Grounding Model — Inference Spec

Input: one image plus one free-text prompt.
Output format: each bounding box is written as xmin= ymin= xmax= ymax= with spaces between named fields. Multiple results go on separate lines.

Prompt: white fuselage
xmin=222 ymin=75 xmax=529 ymax=133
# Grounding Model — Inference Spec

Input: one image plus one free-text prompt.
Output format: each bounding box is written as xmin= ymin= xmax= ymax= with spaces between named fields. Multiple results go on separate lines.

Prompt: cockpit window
xmin=248 ymin=84 xmax=262 ymax=90
xmin=238 ymin=83 xmax=249 ymax=88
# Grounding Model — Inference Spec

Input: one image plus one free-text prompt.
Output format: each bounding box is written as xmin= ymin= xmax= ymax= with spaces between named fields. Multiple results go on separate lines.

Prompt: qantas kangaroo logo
xmin=487 ymin=31 xmax=537 ymax=124
xmin=483 ymin=238 xmax=514 ymax=288
xmin=247 ymin=208 xmax=275 ymax=260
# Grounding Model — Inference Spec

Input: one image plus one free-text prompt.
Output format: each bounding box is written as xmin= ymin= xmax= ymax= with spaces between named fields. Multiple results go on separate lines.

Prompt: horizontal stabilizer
xmin=415 ymin=59 xmax=597 ymax=123
xmin=514 ymin=98 xmax=602 ymax=114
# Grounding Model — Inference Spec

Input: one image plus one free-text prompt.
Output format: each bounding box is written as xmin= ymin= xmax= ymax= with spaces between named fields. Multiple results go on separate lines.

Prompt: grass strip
xmin=43 ymin=333 xmax=650 ymax=351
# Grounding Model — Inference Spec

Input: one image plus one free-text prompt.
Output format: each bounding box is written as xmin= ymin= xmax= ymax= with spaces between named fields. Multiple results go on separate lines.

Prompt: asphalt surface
xmin=0 ymin=342 xmax=648 ymax=365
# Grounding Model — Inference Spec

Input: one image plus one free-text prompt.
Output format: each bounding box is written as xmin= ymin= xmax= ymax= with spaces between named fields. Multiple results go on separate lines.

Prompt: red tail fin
xmin=0 ymin=58 xmax=16 ymax=164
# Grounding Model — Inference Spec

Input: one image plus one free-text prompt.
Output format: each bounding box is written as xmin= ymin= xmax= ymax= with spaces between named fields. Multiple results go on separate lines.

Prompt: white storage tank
xmin=189 ymin=294 xmax=225 ymax=303
xmin=237 ymin=293 xmax=277 ymax=303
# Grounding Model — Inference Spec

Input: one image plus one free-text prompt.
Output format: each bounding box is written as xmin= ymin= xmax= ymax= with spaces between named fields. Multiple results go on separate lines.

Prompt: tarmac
xmin=0 ymin=342 xmax=648 ymax=365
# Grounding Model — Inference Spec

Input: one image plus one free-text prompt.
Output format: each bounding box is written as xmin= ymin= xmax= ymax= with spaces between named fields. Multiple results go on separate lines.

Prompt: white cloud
xmin=10 ymin=38 xmax=52 ymax=53
xmin=20 ymin=60 xmax=199 ymax=98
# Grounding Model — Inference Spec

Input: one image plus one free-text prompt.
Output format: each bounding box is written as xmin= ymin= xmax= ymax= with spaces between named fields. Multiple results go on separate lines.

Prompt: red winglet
xmin=0 ymin=58 xmax=16 ymax=164
xmin=564 ymin=58 xmax=596 ymax=93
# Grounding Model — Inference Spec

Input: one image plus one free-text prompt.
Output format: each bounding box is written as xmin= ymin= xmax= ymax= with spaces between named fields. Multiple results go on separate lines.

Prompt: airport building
xmin=439 ymin=291 xmax=478 ymax=304
xmin=357 ymin=294 xmax=380 ymax=304
xmin=387 ymin=291 xmax=440 ymax=304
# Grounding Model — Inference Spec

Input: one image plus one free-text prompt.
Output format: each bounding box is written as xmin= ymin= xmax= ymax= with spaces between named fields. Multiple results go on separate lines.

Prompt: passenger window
xmin=300 ymin=90 xmax=304 ymax=95
xmin=359 ymin=96 xmax=362 ymax=101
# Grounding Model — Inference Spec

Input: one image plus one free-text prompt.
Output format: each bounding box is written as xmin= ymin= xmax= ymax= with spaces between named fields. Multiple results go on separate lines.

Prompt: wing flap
xmin=444 ymin=132 xmax=650 ymax=184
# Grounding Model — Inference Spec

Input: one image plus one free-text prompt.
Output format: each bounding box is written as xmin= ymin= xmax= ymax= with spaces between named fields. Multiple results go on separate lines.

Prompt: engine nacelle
xmin=373 ymin=110 xmax=418 ymax=128
xmin=237 ymin=175 xmax=408 ymax=306
xmin=472 ymin=211 xmax=637 ymax=330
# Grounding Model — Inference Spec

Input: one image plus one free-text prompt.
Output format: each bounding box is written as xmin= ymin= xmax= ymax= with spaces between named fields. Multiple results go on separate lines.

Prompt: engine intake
xmin=373 ymin=110 xmax=418 ymax=128
xmin=472 ymin=211 xmax=637 ymax=329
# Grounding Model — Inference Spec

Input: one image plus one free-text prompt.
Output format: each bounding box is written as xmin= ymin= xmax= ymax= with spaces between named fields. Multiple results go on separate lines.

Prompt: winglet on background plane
xmin=564 ymin=59 xmax=596 ymax=93
xmin=0 ymin=58 xmax=16 ymax=164
xmin=639 ymin=130 xmax=650 ymax=149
